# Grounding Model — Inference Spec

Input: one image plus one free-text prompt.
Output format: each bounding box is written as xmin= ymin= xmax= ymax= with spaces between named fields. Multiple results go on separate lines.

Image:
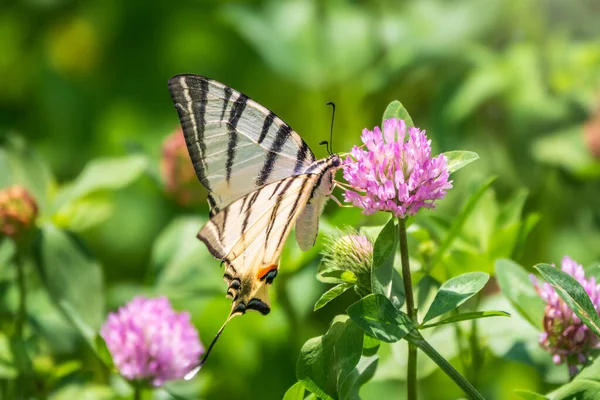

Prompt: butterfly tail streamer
xmin=184 ymin=312 xmax=237 ymax=380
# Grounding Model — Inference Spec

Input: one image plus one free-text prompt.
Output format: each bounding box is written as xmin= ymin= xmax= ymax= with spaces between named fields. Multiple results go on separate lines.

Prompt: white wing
xmin=295 ymin=168 xmax=335 ymax=251
xmin=197 ymin=174 xmax=320 ymax=314
xmin=168 ymin=74 xmax=316 ymax=214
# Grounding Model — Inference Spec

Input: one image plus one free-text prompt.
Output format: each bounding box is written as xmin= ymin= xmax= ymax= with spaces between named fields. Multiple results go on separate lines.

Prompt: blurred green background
xmin=1 ymin=0 xmax=600 ymax=399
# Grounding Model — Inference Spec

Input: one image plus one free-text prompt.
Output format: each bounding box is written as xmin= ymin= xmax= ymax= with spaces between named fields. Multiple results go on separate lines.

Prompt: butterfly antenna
xmin=184 ymin=312 xmax=235 ymax=380
xmin=327 ymin=101 xmax=336 ymax=154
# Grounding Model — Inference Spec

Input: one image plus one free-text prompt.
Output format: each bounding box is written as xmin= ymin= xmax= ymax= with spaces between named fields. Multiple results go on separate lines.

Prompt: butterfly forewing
xmin=168 ymin=74 xmax=316 ymax=213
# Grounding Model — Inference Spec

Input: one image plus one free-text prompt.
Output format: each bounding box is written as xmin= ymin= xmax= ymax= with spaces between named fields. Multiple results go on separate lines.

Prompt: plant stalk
xmin=398 ymin=217 xmax=417 ymax=400
xmin=407 ymin=330 xmax=485 ymax=400
xmin=134 ymin=386 xmax=141 ymax=400
xmin=15 ymin=250 xmax=26 ymax=338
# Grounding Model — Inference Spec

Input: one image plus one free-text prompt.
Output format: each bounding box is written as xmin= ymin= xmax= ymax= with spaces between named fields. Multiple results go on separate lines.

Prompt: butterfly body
xmin=168 ymin=73 xmax=340 ymax=321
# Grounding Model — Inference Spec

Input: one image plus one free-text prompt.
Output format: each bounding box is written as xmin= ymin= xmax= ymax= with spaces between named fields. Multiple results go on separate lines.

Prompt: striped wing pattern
xmin=198 ymin=173 xmax=322 ymax=315
xmin=168 ymin=74 xmax=316 ymax=214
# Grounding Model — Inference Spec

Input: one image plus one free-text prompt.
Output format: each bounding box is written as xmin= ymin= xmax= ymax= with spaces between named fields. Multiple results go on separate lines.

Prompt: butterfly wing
xmin=295 ymin=168 xmax=336 ymax=251
xmin=168 ymin=74 xmax=316 ymax=214
xmin=198 ymin=173 xmax=322 ymax=315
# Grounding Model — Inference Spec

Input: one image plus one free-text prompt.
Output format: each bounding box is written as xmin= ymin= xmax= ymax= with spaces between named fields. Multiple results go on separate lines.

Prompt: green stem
xmin=407 ymin=330 xmax=485 ymax=400
xmin=453 ymin=315 xmax=470 ymax=380
xmin=398 ymin=218 xmax=416 ymax=400
xmin=134 ymin=386 xmax=141 ymax=400
xmin=15 ymin=250 xmax=26 ymax=338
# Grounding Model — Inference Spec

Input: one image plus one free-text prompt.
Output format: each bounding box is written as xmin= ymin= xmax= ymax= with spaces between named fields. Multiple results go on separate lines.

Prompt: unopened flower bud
xmin=321 ymin=229 xmax=373 ymax=294
xmin=160 ymin=129 xmax=205 ymax=206
xmin=0 ymin=185 xmax=38 ymax=243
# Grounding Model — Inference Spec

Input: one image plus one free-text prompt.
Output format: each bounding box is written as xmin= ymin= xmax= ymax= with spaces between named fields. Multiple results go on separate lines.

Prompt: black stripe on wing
xmin=169 ymin=76 xmax=211 ymax=189
xmin=256 ymin=125 xmax=292 ymax=186
xmin=226 ymin=94 xmax=249 ymax=184
xmin=259 ymin=111 xmax=275 ymax=144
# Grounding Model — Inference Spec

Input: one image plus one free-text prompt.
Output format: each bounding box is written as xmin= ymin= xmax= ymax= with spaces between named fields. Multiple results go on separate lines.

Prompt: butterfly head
xmin=329 ymin=154 xmax=342 ymax=168
xmin=224 ymin=261 xmax=278 ymax=317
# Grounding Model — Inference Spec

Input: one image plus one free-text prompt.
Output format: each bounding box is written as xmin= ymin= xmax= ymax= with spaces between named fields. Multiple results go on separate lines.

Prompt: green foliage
xmin=515 ymin=390 xmax=549 ymax=400
xmin=420 ymin=311 xmax=510 ymax=329
xmin=422 ymin=272 xmax=489 ymax=323
xmin=382 ymin=101 xmax=414 ymax=128
xmin=347 ymin=295 xmax=414 ymax=343
xmin=547 ymin=357 xmax=600 ymax=399
xmin=283 ymin=382 xmax=306 ymax=400
xmin=35 ymin=224 xmax=105 ymax=334
xmin=371 ymin=218 xmax=398 ymax=300
xmin=427 ymin=177 xmax=496 ymax=272
xmin=2 ymin=0 xmax=600 ymax=397
xmin=495 ymin=259 xmax=545 ymax=329
xmin=296 ymin=316 xmax=364 ymax=400
xmin=444 ymin=151 xmax=480 ymax=174
xmin=315 ymin=283 xmax=354 ymax=311
xmin=535 ymin=264 xmax=600 ymax=337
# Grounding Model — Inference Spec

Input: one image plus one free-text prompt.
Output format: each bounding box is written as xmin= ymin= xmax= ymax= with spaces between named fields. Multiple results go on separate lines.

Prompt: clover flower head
xmin=100 ymin=296 xmax=203 ymax=386
xmin=530 ymin=256 xmax=600 ymax=375
xmin=343 ymin=118 xmax=452 ymax=218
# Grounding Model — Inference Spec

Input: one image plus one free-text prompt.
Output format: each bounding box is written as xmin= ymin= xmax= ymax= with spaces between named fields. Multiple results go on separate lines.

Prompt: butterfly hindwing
xmin=198 ymin=174 xmax=322 ymax=314
xmin=168 ymin=74 xmax=317 ymax=214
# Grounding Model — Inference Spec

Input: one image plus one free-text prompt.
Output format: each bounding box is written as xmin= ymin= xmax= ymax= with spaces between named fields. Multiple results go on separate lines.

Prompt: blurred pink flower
xmin=343 ymin=119 xmax=452 ymax=218
xmin=530 ymin=256 xmax=600 ymax=375
xmin=161 ymin=129 xmax=205 ymax=206
xmin=100 ymin=296 xmax=203 ymax=386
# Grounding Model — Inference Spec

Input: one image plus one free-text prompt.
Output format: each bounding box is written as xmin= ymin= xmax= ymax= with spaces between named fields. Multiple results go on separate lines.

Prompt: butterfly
xmin=168 ymin=74 xmax=342 ymax=376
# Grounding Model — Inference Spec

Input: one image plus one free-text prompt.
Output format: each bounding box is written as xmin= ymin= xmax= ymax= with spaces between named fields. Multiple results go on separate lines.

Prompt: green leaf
xmin=283 ymin=382 xmax=305 ymax=400
xmin=585 ymin=263 xmax=600 ymax=281
xmin=443 ymin=150 xmax=479 ymax=174
xmin=429 ymin=176 xmax=496 ymax=270
xmin=53 ymin=197 xmax=113 ymax=233
xmin=362 ymin=335 xmax=380 ymax=357
xmin=422 ymin=272 xmax=490 ymax=323
xmin=0 ymin=134 xmax=54 ymax=213
xmin=34 ymin=224 xmax=105 ymax=337
xmin=314 ymin=283 xmax=354 ymax=311
xmin=382 ymin=100 xmax=414 ymax=128
xmin=0 ymin=333 xmax=18 ymax=379
xmin=548 ymin=356 xmax=600 ymax=399
xmin=416 ymin=275 xmax=440 ymax=322
xmin=420 ymin=310 xmax=510 ymax=329
xmin=53 ymin=155 xmax=148 ymax=211
xmin=49 ymin=384 xmax=114 ymax=400
xmin=152 ymin=217 xmax=222 ymax=298
xmin=535 ymin=263 xmax=600 ymax=337
xmin=297 ymin=315 xmax=364 ymax=400
xmin=347 ymin=294 xmax=414 ymax=343
xmin=371 ymin=218 xmax=398 ymax=299
xmin=338 ymin=355 xmax=379 ymax=400
xmin=514 ymin=390 xmax=548 ymax=400
xmin=512 ymin=212 xmax=541 ymax=260
xmin=495 ymin=259 xmax=545 ymax=329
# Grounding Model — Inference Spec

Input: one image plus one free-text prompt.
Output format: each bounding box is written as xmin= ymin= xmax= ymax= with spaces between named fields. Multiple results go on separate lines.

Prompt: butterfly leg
xmin=330 ymin=194 xmax=353 ymax=208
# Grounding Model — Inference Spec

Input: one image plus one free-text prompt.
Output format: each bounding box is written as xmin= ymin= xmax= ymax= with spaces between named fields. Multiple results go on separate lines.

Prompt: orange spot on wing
xmin=257 ymin=264 xmax=278 ymax=280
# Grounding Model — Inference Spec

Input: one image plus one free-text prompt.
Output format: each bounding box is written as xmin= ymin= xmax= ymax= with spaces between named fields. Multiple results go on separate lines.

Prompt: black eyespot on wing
xmin=233 ymin=302 xmax=246 ymax=315
xmin=265 ymin=269 xmax=278 ymax=285
xmin=229 ymin=279 xmax=241 ymax=290
xmin=247 ymin=299 xmax=271 ymax=315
